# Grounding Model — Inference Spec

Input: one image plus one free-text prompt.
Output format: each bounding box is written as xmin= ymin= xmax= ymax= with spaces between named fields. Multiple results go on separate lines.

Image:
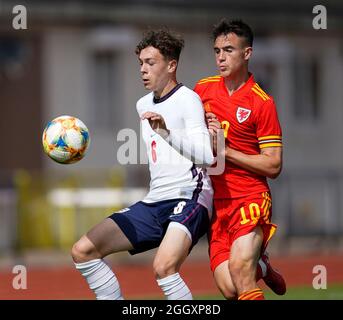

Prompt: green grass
xmin=195 ymin=283 xmax=343 ymax=300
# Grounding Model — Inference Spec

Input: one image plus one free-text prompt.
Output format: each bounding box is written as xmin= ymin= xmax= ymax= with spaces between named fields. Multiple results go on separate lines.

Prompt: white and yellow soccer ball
xmin=42 ymin=115 xmax=90 ymax=164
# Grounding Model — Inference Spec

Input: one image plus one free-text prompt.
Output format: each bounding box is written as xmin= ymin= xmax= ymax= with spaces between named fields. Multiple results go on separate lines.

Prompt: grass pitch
xmin=195 ymin=283 xmax=343 ymax=300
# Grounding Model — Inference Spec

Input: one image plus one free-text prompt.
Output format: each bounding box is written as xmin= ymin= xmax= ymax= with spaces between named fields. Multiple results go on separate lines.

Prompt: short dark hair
xmin=212 ymin=19 xmax=254 ymax=47
xmin=135 ymin=29 xmax=184 ymax=61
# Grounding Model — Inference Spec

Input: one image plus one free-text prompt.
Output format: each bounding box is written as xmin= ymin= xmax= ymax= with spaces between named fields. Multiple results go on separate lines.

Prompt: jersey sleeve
xmin=164 ymin=91 xmax=214 ymax=166
xmin=136 ymin=99 xmax=144 ymax=118
xmin=256 ymin=98 xmax=283 ymax=149
xmin=194 ymin=81 xmax=215 ymax=113
xmin=193 ymin=82 xmax=203 ymax=96
xmin=193 ymin=82 xmax=208 ymax=110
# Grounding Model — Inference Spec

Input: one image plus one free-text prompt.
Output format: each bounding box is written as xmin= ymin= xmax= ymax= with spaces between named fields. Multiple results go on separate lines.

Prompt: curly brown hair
xmin=135 ymin=29 xmax=184 ymax=61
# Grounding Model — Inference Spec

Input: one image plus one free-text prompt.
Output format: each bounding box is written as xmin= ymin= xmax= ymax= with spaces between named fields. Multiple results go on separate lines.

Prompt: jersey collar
xmin=221 ymin=73 xmax=255 ymax=98
xmin=153 ymin=83 xmax=183 ymax=104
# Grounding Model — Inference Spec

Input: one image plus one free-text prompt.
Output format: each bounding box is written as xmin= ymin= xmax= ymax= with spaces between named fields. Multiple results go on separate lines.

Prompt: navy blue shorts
xmin=108 ymin=198 xmax=209 ymax=255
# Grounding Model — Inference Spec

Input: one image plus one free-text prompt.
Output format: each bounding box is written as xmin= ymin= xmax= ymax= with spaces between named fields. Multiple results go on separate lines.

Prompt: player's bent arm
xmin=225 ymin=146 xmax=282 ymax=179
xmin=140 ymin=109 xmax=214 ymax=166
xmin=164 ymin=91 xmax=215 ymax=167
xmin=166 ymin=129 xmax=215 ymax=167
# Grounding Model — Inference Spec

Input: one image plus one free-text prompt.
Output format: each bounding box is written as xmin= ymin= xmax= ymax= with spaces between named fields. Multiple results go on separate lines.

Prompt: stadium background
xmin=0 ymin=0 xmax=343 ymax=299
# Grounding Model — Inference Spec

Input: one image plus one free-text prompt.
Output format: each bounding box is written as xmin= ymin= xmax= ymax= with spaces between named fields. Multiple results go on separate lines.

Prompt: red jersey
xmin=194 ymin=74 xmax=282 ymax=199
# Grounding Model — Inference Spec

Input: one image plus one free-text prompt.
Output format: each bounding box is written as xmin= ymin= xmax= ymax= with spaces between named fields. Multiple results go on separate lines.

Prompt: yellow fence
xmin=12 ymin=168 xmax=140 ymax=251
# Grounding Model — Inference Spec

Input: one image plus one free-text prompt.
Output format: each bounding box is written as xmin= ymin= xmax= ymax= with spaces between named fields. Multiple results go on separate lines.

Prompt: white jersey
xmin=136 ymin=84 xmax=214 ymax=214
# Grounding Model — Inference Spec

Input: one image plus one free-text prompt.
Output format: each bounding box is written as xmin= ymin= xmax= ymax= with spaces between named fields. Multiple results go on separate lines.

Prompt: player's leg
xmin=211 ymin=255 xmax=283 ymax=299
xmin=153 ymin=224 xmax=193 ymax=300
xmin=72 ymin=218 xmax=134 ymax=262
xmin=225 ymin=192 xmax=285 ymax=299
xmin=209 ymin=233 xmax=284 ymax=299
xmin=72 ymin=200 xmax=161 ymax=300
xmin=211 ymin=253 xmax=284 ymax=299
xmin=209 ymin=198 xmax=237 ymax=299
xmin=229 ymin=226 xmax=265 ymax=300
xmin=71 ymin=217 xmax=133 ymax=300
xmin=153 ymin=199 xmax=210 ymax=300
xmin=254 ymin=192 xmax=286 ymax=295
xmin=213 ymin=260 xmax=237 ymax=299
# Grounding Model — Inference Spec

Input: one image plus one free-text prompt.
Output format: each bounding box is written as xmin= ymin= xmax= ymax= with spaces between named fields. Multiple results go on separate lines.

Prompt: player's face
xmin=213 ymin=33 xmax=252 ymax=79
xmin=138 ymin=46 xmax=174 ymax=95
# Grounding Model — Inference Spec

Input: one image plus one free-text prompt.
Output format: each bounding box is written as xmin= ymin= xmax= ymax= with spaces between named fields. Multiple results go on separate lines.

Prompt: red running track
xmin=0 ymin=254 xmax=342 ymax=299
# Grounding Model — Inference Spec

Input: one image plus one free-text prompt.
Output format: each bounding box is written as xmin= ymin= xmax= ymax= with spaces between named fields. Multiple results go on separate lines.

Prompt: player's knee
xmin=214 ymin=272 xmax=237 ymax=300
xmin=153 ymin=258 xmax=178 ymax=279
xmin=71 ymin=238 xmax=99 ymax=263
xmin=222 ymin=291 xmax=237 ymax=300
xmin=217 ymin=284 xmax=237 ymax=300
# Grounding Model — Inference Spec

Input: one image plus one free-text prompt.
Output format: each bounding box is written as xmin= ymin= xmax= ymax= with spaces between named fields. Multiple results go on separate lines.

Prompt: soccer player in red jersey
xmin=194 ymin=19 xmax=286 ymax=300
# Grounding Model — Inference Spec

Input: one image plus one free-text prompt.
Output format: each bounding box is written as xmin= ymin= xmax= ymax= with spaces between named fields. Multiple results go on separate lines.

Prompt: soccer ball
xmin=42 ymin=115 xmax=90 ymax=164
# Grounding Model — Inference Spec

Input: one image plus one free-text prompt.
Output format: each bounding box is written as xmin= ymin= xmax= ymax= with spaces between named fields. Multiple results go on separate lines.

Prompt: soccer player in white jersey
xmin=71 ymin=30 xmax=214 ymax=300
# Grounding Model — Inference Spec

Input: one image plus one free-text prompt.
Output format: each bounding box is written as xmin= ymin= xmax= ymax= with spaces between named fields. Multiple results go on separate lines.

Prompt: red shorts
xmin=209 ymin=192 xmax=277 ymax=272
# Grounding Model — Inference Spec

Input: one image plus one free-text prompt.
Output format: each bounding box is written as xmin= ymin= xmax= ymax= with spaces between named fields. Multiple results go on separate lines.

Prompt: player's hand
xmin=141 ymin=112 xmax=170 ymax=138
xmin=205 ymin=112 xmax=221 ymax=135
xmin=205 ymin=112 xmax=222 ymax=154
xmin=205 ymin=112 xmax=218 ymax=123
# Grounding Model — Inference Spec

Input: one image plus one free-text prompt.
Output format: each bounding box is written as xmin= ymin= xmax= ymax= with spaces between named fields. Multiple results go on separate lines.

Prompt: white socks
xmin=75 ymin=259 xmax=123 ymax=300
xmin=75 ymin=260 xmax=191 ymax=300
xmin=157 ymin=272 xmax=193 ymax=300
